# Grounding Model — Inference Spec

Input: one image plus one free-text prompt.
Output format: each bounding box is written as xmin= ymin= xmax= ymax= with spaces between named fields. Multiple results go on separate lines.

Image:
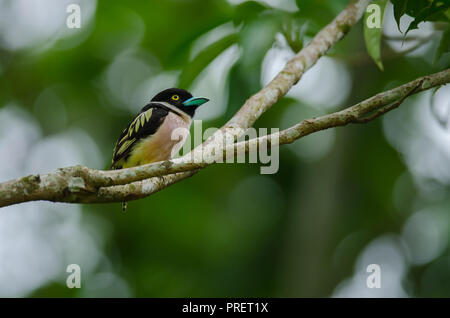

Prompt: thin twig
xmin=352 ymin=80 xmax=424 ymax=124
xmin=1 ymin=69 xmax=448 ymax=207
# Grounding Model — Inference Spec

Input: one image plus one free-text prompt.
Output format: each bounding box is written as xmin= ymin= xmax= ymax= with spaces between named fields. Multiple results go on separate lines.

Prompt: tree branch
xmin=0 ymin=0 xmax=376 ymax=207
xmin=92 ymin=0 xmax=371 ymax=200
xmin=1 ymin=68 xmax=448 ymax=207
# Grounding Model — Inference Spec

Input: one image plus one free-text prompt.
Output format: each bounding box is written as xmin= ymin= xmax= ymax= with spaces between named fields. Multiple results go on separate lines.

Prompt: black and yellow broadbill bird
xmin=111 ymin=88 xmax=209 ymax=211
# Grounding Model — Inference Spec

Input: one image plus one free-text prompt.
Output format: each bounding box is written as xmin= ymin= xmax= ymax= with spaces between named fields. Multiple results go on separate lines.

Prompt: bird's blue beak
xmin=183 ymin=97 xmax=209 ymax=107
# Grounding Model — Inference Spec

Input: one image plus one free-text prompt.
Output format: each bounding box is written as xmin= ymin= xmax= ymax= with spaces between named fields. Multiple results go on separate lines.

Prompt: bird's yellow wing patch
xmin=116 ymin=138 xmax=136 ymax=156
xmin=128 ymin=108 xmax=153 ymax=137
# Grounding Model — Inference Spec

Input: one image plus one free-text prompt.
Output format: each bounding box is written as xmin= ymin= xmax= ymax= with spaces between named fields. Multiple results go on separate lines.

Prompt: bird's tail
xmin=122 ymin=202 xmax=128 ymax=212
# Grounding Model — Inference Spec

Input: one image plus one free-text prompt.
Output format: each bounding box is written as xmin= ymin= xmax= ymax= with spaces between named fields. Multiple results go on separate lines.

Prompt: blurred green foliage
xmin=0 ymin=0 xmax=449 ymax=297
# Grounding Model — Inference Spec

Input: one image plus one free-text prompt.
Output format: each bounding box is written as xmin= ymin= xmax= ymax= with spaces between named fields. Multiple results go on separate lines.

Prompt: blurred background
xmin=0 ymin=0 xmax=449 ymax=297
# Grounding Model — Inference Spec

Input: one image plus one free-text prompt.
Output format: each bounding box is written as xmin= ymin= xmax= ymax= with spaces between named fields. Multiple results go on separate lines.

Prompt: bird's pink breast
xmin=134 ymin=112 xmax=191 ymax=164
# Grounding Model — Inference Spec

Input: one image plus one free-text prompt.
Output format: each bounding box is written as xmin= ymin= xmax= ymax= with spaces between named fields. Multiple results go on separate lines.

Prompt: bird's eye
xmin=171 ymin=95 xmax=180 ymax=101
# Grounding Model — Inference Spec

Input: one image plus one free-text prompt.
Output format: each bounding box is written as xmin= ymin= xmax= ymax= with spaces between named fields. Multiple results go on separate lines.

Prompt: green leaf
xmin=391 ymin=0 xmax=450 ymax=34
xmin=406 ymin=2 xmax=450 ymax=33
xmin=177 ymin=33 xmax=238 ymax=89
xmin=391 ymin=0 xmax=408 ymax=30
xmin=364 ymin=0 xmax=388 ymax=70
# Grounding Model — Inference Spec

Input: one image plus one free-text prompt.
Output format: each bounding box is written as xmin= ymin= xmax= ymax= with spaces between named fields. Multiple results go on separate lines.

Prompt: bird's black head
xmin=151 ymin=88 xmax=209 ymax=118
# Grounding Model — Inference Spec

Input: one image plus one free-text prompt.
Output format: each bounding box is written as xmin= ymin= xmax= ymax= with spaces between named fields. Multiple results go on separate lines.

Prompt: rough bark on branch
xmin=95 ymin=0 xmax=371 ymax=200
xmin=1 ymin=68 xmax=448 ymax=207
xmin=3 ymin=0 xmax=413 ymax=208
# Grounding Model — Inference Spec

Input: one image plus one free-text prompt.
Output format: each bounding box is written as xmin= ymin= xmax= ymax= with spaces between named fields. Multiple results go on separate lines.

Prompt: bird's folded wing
xmin=111 ymin=106 xmax=169 ymax=169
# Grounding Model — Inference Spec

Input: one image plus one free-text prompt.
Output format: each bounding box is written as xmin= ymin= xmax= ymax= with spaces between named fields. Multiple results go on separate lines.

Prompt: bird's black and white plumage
xmin=111 ymin=88 xmax=209 ymax=170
